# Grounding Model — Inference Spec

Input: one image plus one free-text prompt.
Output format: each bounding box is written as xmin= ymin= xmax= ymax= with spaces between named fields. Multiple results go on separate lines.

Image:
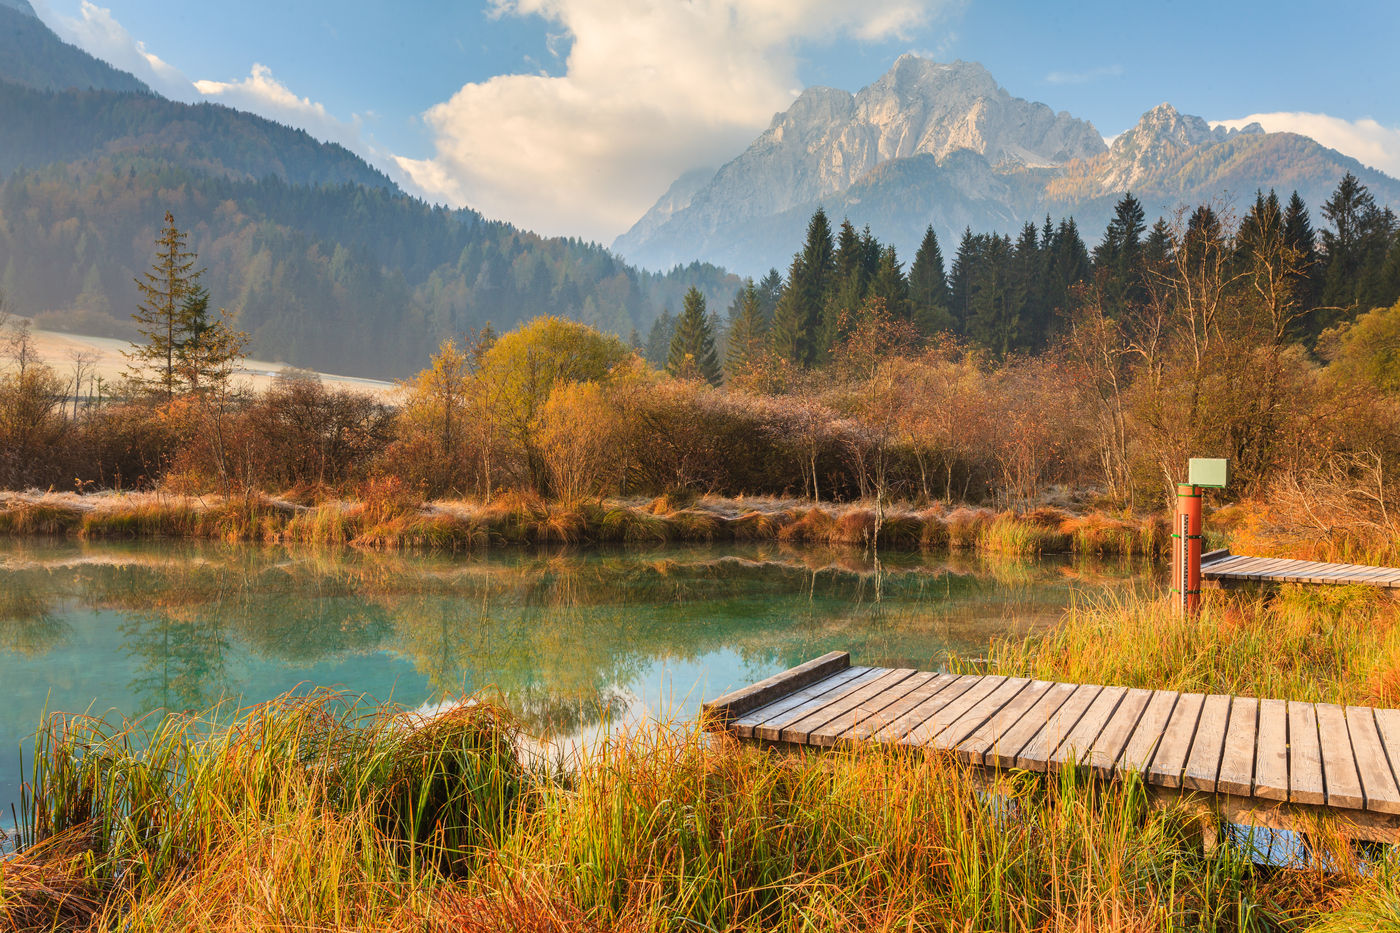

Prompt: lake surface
xmin=0 ymin=538 xmax=1155 ymax=821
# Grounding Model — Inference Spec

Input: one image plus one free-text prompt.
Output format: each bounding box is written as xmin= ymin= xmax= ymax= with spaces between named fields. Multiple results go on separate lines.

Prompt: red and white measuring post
xmin=1172 ymin=483 xmax=1203 ymax=615
xmin=1172 ymin=458 xmax=1228 ymax=617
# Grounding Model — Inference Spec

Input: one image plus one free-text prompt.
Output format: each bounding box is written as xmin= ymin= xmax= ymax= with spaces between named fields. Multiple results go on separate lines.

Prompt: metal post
xmin=1173 ymin=483 xmax=1203 ymax=615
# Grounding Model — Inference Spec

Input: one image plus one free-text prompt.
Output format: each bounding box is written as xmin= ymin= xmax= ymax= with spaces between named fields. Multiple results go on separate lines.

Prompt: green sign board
xmin=1188 ymin=458 xmax=1229 ymax=488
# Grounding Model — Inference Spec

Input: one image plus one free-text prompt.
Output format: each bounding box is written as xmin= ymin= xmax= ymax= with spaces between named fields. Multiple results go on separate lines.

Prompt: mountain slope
xmin=0 ymin=2 xmax=149 ymax=94
xmin=0 ymin=11 xmax=738 ymax=378
xmin=617 ymin=59 xmax=1400 ymax=277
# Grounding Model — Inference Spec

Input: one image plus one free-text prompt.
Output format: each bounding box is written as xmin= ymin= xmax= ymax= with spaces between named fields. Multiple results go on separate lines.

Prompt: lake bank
xmin=0 ymin=489 xmax=1171 ymax=557
xmin=5 ymin=584 xmax=1397 ymax=931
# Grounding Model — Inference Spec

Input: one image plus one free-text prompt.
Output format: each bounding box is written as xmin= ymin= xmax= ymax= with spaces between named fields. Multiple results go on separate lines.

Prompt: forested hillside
xmin=0 ymin=2 xmax=148 ymax=94
xmin=0 ymin=155 xmax=735 ymax=377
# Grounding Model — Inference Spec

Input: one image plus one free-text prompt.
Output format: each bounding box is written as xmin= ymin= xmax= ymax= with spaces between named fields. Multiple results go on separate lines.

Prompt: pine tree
xmin=128 ymin=211 xmax=202 ymax=400
xmin=870 ymin=244 xmax=910 ymax=321
xmin=1283 ymin=190 xmax=1321 ymax=321
xmin=948 ymin=227 xmax=978 ymax=334
xmin=756 ymin=269 xmax=783 ymax=326
xmin=908 ymin=225 xmax=952 ymax=335
xmin=174 ymin=283 xmax=247 ymax=394
xmin=1093 ymin=193 xmax=1147 ymax=316
xmin=645 ymin=310 xmax=677 ymax=367
xmin=724 ymin=279 xmax=767 ymax=382
xmin=770 ymin=208 xmax=836 ymax=366
xmin=667 ymin=286 xmax=721 ymax=385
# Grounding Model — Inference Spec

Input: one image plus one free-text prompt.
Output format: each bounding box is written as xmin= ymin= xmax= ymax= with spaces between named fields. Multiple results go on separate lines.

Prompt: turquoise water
xmin=0 ymin=538 xmax=1150 ymax=822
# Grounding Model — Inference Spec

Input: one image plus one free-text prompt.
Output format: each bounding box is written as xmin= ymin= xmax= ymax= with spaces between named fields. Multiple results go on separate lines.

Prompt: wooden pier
xmin=1202 ymin=548 xmax=1400 ymax=589
xmin=703 ymin=652 xmax=1400 ymax=843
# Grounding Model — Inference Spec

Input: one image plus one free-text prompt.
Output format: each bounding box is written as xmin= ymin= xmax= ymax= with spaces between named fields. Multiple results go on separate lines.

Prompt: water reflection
xmin=0 ymin=538 xmax=1152 ymax=815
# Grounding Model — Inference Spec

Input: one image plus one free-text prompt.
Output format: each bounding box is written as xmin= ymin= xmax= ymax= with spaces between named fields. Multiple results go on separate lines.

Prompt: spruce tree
xmin=756 ymin=269 xmax=783 ymax=325
xmin=1093 ymin=193 xmax=1147 ymax=315
xmin=724 ymin=279 xmax=767 ymax=382
xmin=948 ymin=227 xmax=978 ymax=334
xmin=770 ymin=208 xmax=835 ymax=366
xmin=128 ymin=211 xmax=202 ymax=400
xmin=909 ymin=225 xmax=952 ymax=335
xmin=1283 ymin=191 xmax=1321 ymax=321
xmin=667 ymin=286 xmax=721 ymax=385
xmin=644 ymin=310 xmax=677 ymax=367
xmin=870 ymin=244 xmax=910 ymax=321
xmin=174 ymin=283 xmax=246 ymax=394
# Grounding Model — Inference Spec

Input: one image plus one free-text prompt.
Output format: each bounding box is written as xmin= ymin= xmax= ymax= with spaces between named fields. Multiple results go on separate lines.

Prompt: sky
xmin=29 ymin=0 xmax=1400 ymax=244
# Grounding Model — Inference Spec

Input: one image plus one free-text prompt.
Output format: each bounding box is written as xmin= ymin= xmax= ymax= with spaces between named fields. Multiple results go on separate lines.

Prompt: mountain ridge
xmin=615 ymin=58 xmax=1400 ymax=276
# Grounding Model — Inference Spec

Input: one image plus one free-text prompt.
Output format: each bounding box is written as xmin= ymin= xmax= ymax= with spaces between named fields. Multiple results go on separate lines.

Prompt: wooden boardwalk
xmin=1202 ymin=548 xmax=1400 ymax=589
xmin=703 ymin=652 xmax=1400 ymax=843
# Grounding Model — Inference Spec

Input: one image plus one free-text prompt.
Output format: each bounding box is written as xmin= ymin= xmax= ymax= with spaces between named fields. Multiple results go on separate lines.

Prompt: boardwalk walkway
xmin=703 ymin=652 xmax=1400 ymax=843
xmin=1202 ymin=549 xmax=1400 ymax=589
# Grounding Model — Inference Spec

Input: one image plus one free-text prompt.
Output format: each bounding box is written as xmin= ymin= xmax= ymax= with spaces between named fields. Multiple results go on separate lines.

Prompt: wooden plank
xmin=1082 ymin=687 xmax=1153 ymax=777
xmin=1145 ymin=692 xmax=1205 ymax=789
xmin=1200 ymin=547 xmax=1231 ymax=566
xmin=870 ymin=673 xmax=983 ymax=743
xmin=925 ymin=677 xmax=1033 ymax=751
xmin=1118 ymin=690 xmax=1179 ymax=775
xmin=1182 ymin=694 xmax=1232 ymax=792
xmin=731 ymin=666 xmax=872 ymax=738
xmin=901 ymin=675 xmax=1010 ymax=747
xmin=1374 ymin=707 xmax=1400 ymax=780
xmin=956 ymin=680 xmax=1058 ymax=766
xmin=808 ymin=670 xmax=936 ymax=747
xmin=703 ymin=650 xmax=850 ymax=723
xmin=983 ymin=682 xmax=1080 ymax=770
xmin=1049 ymin=685 xmax=1128 ymax=768
xmin=1346 ymin=706 xmax=1400 ymax=814
xmin=1288 ymin=702 xmax=1325 ymax=806
xmin=1015 ymin=684 xmax=1103 ymax=772
xmin=749 ymin=668 xmax=886 ymax=742
xmin=777 ymin=668 xmax=917 ymax=745
xmin=835 ymin=672 xmax=959 ymax=745
xmin=1254 ymin=698 xmax=1289 ymax=802
xmin=1317 ymin=703 xmax=1365 ymax=810
xmin=1216 ymin=696 xmax=1258 ymax=797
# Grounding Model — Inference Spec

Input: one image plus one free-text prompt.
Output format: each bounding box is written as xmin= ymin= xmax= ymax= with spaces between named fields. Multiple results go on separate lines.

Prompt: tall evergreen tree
xmin=1093 ymin=193 xmax=1147 ymax=316
xmin=869 ymin=244 xmax=910 ymax=321
xmin=770 ymin=208 xmax=836 ymax=366
xmin=667 ymin=286 xmax=721 ymax=385
xmin=1283 ymin=190 xmax=1321 ymax=320
xmin=644 ymin=309 xmax=677 ymax=367
xmin=756 ymin=268 xmax=783 ymax=325
xmin=948 ymin=227 xmax=978 ymax=334
xmin=1010 ymin=222 xmax=1043 ymax=350
xmin=724 ymin=278 xmax=767 ymax=382
xmin=127 ymin=210 xmax=202 ymax=400
xmin=908 ymin=225 xmax=952 ymax=335
xmin=174 ymin=283 xmax=246 ymax=394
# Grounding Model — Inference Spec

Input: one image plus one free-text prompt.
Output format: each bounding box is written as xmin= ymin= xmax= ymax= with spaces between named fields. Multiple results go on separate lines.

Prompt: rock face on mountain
xmin=615 ymin=59 xmax=1400 ymax=277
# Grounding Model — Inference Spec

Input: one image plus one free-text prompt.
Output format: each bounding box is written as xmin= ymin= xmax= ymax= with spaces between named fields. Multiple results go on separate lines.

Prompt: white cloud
xmin=35 ymin=0 xmax=196 ymax=99
xmin=195 ymin=65 xmax=367 ymax=155
xmin=397 ymin=0 xmax=947 ymax=242
xmin=1045 ymin=64 xmax=1123 ymax=85
xmin=1213 ymin=112 xmax=1400 ymax=179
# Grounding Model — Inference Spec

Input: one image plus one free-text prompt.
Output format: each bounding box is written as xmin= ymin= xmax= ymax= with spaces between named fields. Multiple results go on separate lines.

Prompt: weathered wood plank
xmin=1182 ymin=694 xmax=1232 ymax=792
xmin=956 ymin=680 xmax=1058 ymax=766
xmin=1254 ymin=698 xmax=1289 ymax=802
xmin=779 ymin=668 xmax=917 ymax=745
xmin=870 ymin=673 xmax=983 ymax=743
xmin=1346 ymin=706 xmax=1400 ymax=814
xmin=901 ymin=676 xmax=1010 ymax=747
xmin=1216 ymin=696 xmax=1257 ymax=797
xmin=926 ymin=677 xmax=1033 ymax=751
xmin=1083 ymin=687 xmax=1154 ymax=777
xmin=750 ymin=668 xmax=887 ymax=742
xmin=1288 ymin=702 xmax=1325 ymax=806
xmin=731 ymin=666 xmax=871 ymax=738
xmin=983 ymin=682 xmax=1079 ymax=770
xmin=703 ymin=650 xmax=850 ymax=723
xmin=1146 ymin=692 xmax=1205 ymax=789
xmin=1016 ymin=684 xmax=1102 ymax=772
xmin=809 ymin=670 xmax=937 ymax=747
xmin=1117 ymin=690 xmax=1179 ymax=775
xmin=835 ymin=672 xmax=958 ymax=745
xmin=1048 ymin=685 xmax=1127 ymax=768
xmin=1317 ymin=703 xmax=1365 ymax=810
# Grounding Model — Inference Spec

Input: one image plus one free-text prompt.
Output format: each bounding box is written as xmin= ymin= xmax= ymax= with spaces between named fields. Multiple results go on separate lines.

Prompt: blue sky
xmin=31 ymin=0 xmax=1400 ymax=242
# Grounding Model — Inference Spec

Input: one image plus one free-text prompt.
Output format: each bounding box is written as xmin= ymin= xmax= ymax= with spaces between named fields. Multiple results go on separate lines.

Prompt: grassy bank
xmin=0 ymin=491 xmax=1169 ymax=557
xmin=7 ymin=586 xmax=1400 ymax=930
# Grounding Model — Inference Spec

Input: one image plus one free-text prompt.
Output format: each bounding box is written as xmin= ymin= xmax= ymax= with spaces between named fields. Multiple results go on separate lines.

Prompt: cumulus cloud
xmin=1213 ymin=112 xmax=1400 ymax=179
xmin=195 ymin=65 xmax=367 ymax=154
xmin=36 ymin=0 xmax=196 ymax=99
xmin=396 ymin=0 xmax=947 ymax=242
